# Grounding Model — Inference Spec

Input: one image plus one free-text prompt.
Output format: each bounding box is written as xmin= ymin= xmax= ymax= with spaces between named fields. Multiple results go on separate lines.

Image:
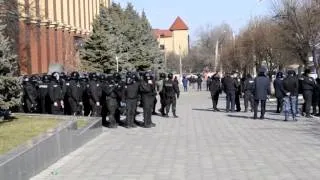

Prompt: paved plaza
xmin=32 ymin=91 xmax=320 ymax=180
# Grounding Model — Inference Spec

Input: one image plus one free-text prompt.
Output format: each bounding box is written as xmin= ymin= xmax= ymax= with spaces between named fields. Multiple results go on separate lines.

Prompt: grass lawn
xmin=76 ymin=118 xmax=89 ymax=129
xmin=0 ymin=115 xmax=62 ymax=155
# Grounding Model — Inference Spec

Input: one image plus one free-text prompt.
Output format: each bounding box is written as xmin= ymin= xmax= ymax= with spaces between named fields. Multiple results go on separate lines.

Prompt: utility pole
xmin=179 ymin=45 xmax=182 ymax=80
xmin=215 ymin=40 xmax=219 ymax=72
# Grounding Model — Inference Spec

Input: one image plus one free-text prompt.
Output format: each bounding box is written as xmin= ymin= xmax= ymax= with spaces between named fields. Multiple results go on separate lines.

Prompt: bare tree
xmin=273 ymin=0 xmax=320 ymax=74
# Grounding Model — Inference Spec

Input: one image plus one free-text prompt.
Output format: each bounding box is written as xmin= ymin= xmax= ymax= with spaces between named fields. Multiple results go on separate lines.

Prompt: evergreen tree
xmin=0 ymin=20 xmax=21 ymax=110
xmin=81 ymin=3 xmax=164 ymax=73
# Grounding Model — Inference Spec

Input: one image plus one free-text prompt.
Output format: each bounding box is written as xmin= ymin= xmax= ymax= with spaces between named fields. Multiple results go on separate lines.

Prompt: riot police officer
xmin=80 ymin=74 xmax=90 ymax=116
xmin=67 ymin=72 xmax=83 ymax=115
xmin=123 ymin=72 xmax=139 ymax=128
xmin=243 ymin=74 xmax=255 ymax=112
xmin=22 ymin=76 xmax=38 ymax=113
xmin=163 ymin=73 xmax=180 ymax=118
xmin=104 ymin=73 xmax=122 ymax=128
xmin=157 ymin=73 xmax=166 ymax=116
xmin=140 ymin=72 xmax=156 ymax=128
xmin=38 ymin=75 xmax=51 ymax=114
xmin=88 ymin=73 xmax=102 ymax=116
xmin=49 ymin=72 xmax=65 ymax=115
xmin=301 ymin=69 xmax=315 ymax=118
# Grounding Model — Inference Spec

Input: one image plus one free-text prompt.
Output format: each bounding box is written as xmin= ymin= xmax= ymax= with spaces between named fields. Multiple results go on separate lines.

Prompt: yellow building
xmin=14 ymin=0 xmax=110 ymax=74
xmin=154 ymin=16 xmax=189 ymax=56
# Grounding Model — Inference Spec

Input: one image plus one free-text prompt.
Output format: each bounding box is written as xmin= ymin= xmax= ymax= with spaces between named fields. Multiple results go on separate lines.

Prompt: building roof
xmin=169 ymin=16 xmax=189 ymax=31
xmin=153 ymin=29 xmax=173 ymax=38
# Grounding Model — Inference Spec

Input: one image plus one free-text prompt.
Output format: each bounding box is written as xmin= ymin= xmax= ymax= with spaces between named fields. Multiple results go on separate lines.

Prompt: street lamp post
xmin=179 ymin=45 xmax=182 ymax=80
xmin=116 ymin=56 xmax=119 ymax=72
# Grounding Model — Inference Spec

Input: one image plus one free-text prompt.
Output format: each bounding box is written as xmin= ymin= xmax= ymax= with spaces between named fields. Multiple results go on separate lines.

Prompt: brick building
xmin=13 ymin=0 xmax=111 ymax=75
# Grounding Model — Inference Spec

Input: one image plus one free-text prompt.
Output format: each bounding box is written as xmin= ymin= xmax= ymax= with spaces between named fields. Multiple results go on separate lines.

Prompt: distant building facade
xmin=13 ymin=0 xmax=110 ymax=74
xmin=154 ymin=16 xmax=189 ymax=56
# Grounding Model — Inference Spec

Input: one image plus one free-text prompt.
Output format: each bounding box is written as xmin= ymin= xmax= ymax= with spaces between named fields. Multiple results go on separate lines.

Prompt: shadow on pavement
xmin=227 ymin=114 xmax=282 ymax=121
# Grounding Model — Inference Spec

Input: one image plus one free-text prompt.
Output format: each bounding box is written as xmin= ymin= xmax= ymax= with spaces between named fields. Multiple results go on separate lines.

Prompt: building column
xmin=18 ymin=21 xmax=28 ymax=75
xmin=40 ymin=23 xmax=49 ymax=73
xmin=56 ymin=27 xmax=63 ymax=65
xmin=48 ymin=25 xmax=56 ymax=64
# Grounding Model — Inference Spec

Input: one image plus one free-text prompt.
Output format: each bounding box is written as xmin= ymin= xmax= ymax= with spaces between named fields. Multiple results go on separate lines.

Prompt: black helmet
xmin=52 ymin=72 xmax=60 ymax=81
xmin=99 ymin=74 xmax=106 ymax=81
xmin=89 ymin=72 xmax=98 ymax=80
xmin=144 ymin=72 xmax=152 ymax=81
xmin=71 ymin=71 xmax=80 ymax=80
xmin=126 ymin=72 xmax=134 ymax=85
xmin=113 ymin=72 xmax=121 ymax=83
xmin=42 ymin=75 xmax=50 ymax=82
xmin=276 ymin=72 xmax=283 ymax=78
xmin=160 ymin=73 xmax=166 ymax=79
xmin=168 ymin=73 xmax=173 ymax=80
xmin=60 ymin=72 xmax=66 ymax=79
xmin=23 ymin=76 xmax=30 ymax=82
xmin=30 ymin=75 xmax=38 ymax=83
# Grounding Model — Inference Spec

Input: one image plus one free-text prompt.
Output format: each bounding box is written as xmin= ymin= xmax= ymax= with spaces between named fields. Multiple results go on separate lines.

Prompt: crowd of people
xmin=22 ymin=71 xmax=180 ymax=128
xmin=204 ymin=67 xmax=319 ymax=121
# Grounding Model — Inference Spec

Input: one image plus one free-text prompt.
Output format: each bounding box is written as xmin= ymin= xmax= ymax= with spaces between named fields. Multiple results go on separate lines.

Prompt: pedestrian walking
xmin=182 ymin=76 xmax=188 ymax=92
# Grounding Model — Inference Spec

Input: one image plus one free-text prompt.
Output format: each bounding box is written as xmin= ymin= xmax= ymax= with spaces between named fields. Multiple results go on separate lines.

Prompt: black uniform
xmin=243 ymin=76 xmax=255 ymax=112
xmin=234 ymin=77 xmax=241 ymax=112
xmin=67 ymin=73 xmax=83 ymax=115
xmin=301 ymin=74 xmax=315 ymax=117
xmin=88 ymin=74 xmax=102 ymax=117
xmin=209 ymin=75 xmax=221 ymax=111
xmin=49 ymin=73 xmax=65 ymax=115
xmin=163 ymin=74 xmax=180 ymax=117
xmin=123 ymin=74 xmax=139 ymax=128
xmin=197 ymin=76 xmax=202 ymax=91
xmin=38 ymin=76 xmax=51 ymax=114
xmin=104 ymin=74 xmax=122 ymax=128
xmin=207 ymin=77 xmax=212 ymax=91
xmin=222 ymin=75 xmax=237 ymax=112
xmin=80 ymin=76 xmax=90 ymax=116
xmin=273 ymin=73 xmax=285 ymax=113
xmin=140 ymin=73 xmax=157 ymax=128
xmin=157 ymin=73 xmax=166 ymax=116
xmin=22 ymin=77 xmax=38 ymax=113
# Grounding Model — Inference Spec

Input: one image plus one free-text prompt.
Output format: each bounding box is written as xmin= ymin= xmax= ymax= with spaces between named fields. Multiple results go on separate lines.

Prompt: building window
xmin=160 ymin=44 xmax=165 ymax=50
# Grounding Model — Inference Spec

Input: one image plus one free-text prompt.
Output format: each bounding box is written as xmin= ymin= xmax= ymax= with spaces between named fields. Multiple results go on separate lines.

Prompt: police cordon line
xmin=22 ymin=71 xmax=180 ymax=128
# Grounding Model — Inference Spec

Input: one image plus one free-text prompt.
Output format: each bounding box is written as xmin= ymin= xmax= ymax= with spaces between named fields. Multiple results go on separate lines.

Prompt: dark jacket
xmin=273 ymin=78 xmax=285 ymax=98
xmin=88 ymin=80 xmax=102 ymax=103
xmin=283 ymin=75 xmax=299 ymax=97
xmin=222 ymin=76 xmax=237 ymax=92
xmin=67 ymin=80 xmax=83 ymax=102
xmin=209 ymin=77 xmax=221 ymax=94
xmin=124 ymin=82 xmax=140 ymax=99
xmin=253 ymin=74 xmax=270 ymax=100
xmin=243 ymin=78 xmax=255 ymax=93
xmin=49 ymin=81 xmax=64 ymax=103
xmin=301 ymin=75 xmax=315 ymax=91
xmin=164 ymin=79 xmax=180 ymax=98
